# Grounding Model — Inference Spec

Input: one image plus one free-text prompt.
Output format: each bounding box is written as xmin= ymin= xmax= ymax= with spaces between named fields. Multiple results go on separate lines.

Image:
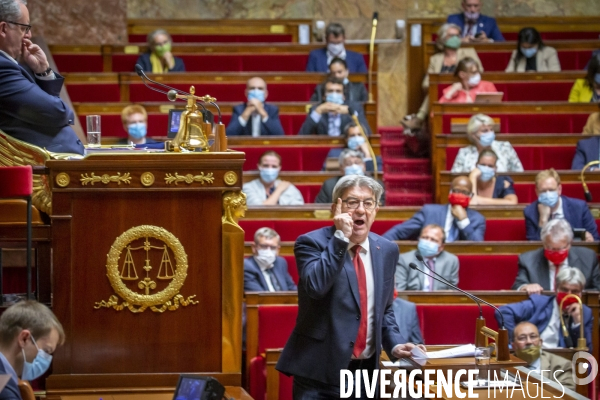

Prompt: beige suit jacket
xmin=422 ymin=47 xmax=483 ymax=90
xmin=539 ymin=351 xmax=575 ymax=392
xmin=583 ymin=112 xmax=600 ymax=135
xmin=505 ymin=46 xmax=561 ymax=72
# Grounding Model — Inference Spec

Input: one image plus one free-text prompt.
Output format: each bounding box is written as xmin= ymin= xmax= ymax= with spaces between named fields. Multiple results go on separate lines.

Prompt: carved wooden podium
xmin=44 ymin=152 xmax=245 ymax=397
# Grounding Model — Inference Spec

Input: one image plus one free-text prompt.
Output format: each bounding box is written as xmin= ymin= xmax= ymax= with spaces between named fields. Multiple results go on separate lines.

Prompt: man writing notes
xmin=276 ymin=175 xmax=424 ymax=399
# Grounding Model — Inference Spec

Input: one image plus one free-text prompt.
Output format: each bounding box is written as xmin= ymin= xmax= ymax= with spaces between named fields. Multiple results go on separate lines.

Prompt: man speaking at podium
xmin=277 ymin=175 xmax=421 ymax=399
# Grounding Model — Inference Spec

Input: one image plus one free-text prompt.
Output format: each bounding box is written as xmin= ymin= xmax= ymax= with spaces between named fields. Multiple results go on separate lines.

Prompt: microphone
xmin=134 ymin=64 xmax=189 ymax=97
xmin=372 ymin=12 xmax=378 ymax=22
xmin=411 ymin=255 xmax=506 ymax=329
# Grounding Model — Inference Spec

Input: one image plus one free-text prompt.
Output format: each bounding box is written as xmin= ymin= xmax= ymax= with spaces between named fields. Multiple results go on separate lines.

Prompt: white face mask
xmin=255 ymin=249 xmax=276 ymax=268
xmin=468 ymin=73 xmax=481 ymax=87
xmin=327 ymin=42 xmax=345 ymax=56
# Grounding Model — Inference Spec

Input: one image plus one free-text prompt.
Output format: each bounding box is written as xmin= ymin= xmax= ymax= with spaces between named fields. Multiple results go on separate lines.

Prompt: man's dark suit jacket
xmin=315 ymin=176 xmax=385 ymax=205
xmin=512 ymin=246 xmax=600 ymax=291
xmin=446 ymin=13 xmax=505 ymax=42
xmin=392 ymin=298 xmax=424 ymax=344
xmin=572 ymin=136 xmax=600 ymax=169
xmin=523 ymin=196 xmax=600 ymax=241
xmin=382 ymin=204 xmax=486 ymax=242
xmin=226 ymin=103 xmax=285 ymax=136
xmin=298 ymin=101 xmax=371 ymax=136
xmin=0 ymin=53 xmax=83 ymax=155
xmin=0 ymin=358 xmax=20 ymax=400
xmin=496 ymin=294 xmax=593 ymax=350
xmin=243 ymin=256 xmax=297 ymax=291
xmin=310 ymin=82 xmax=368 ymax=103
xmin=276 ymin=226 xmax=403 ymax=385
xmin=305 ymin=48 xmax=368 ymax=73
xmin=135 ymin=52 xmax=186 ymax=72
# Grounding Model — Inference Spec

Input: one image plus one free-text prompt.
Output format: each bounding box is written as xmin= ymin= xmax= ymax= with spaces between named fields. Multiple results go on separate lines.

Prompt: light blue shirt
xmin=0 ymin=351 xmax=19 ymax=385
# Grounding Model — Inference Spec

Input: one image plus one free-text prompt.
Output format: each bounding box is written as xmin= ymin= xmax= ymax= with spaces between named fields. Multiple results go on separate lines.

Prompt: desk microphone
xmin=411 ymin=255 xmax=506 ymax=329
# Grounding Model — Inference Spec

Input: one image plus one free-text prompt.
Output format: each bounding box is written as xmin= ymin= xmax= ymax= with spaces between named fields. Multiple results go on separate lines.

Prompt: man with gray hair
xmin=244 ymin=227 xmax=297 ymax=292
xmin=315 ymin=149 xmax=385 ymax=205
xmin=499 ymin=267 xmax=592 ymax=350
xmin=135 ymin=28 xmax=185 ymax=73
xmin=0 ymin=300 xmax=65 ymax=399
xmin=0 ymin=0 xmax=83 ymax=154
xmin=512 ymin=219 xmax=600 ymax=294
xmin=277 ymin=175 xmax=423 ymax=398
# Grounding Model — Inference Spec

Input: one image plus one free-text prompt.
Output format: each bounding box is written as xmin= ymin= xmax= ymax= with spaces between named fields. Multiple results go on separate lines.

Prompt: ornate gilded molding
xmin=164 ymin=172 xmax=214 ymax=186
xmin=55 ymin=172 xmax=70 ymax=188
xmin=222 ymin=191 xmax=247 ymax=228
xmin=223 ymin=171 xmax=238 ymax=186
xmin=140 ymin=172 xmax=155 ymax=187
xmin=80 ymin=172 xmax=131 ymax=186
xmin=94 ymin=225 xmax=198 ymax=313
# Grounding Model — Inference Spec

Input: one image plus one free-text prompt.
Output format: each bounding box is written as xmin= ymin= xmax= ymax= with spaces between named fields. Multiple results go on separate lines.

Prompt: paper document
xmin=424 ymin=344 xmax=476 ymax=359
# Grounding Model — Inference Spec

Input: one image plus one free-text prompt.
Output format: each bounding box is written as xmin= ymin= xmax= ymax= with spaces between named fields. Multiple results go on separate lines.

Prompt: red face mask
xmin=448 ymin=192 xmax=470 ymax=208
xmin=544 ymin=248 xmax=569 ymax=265
xmin=556 ymin=291 xmax=579 ymax=310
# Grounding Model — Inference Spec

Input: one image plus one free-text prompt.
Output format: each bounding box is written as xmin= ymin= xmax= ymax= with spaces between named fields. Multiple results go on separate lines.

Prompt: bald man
xmin=512 ymin=322 xmax=574 ymax=391
xmin=226 ymin=77 xmax=285 ymax=136
xmin=383 ymin=176 xmax=486 ymax=242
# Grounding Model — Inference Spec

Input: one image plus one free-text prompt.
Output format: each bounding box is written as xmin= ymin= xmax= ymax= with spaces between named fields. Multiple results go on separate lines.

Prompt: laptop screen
xmin=173 ymin=375 xmax=207 ymax=400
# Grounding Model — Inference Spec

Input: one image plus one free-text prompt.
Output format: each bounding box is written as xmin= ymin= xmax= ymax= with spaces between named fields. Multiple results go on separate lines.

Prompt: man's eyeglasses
xmin=342 ymin=198 xmax=377 ymax=211
xmin=256 ymin=244 xmax=278 ymax=251
xmin=515 ymin=334 xmax=540 ymax=342
xmin=5 ymin=21 xmax=31 ymax=34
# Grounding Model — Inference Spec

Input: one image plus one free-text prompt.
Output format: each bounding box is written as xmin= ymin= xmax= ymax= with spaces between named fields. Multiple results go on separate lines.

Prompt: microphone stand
xmin=368 ymin=12 xmax=378 ymax=103
xmin=580 ymin=160 xmax=600 ymax=202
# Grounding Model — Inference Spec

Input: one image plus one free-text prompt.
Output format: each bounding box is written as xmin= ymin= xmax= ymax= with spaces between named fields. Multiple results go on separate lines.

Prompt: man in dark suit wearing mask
xmin=299 ymin=76 xmax=371 ymax=136
xmin=310 ymin=58 xmax=368 ymax=103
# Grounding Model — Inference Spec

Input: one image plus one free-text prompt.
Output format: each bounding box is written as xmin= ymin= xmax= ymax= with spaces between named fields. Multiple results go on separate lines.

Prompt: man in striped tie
xmin=276 ymin=175 xmax=424 ymax=399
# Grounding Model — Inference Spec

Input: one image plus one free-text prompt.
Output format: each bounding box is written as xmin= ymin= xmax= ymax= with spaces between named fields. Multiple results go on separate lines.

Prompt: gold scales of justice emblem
xmin=95 ymin=225 xmax=198 ymax=313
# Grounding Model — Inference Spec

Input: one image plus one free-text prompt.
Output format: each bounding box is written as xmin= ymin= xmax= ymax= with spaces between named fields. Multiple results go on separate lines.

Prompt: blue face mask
xmin=347 ymin=136 xmax=365 ymax=150
xmin=128 ymin=122 xmax=147 ymax=139
xmin=538 ymin=190 xmax=559 ymax=207
xmin=477 ymin=164 xmax=495 ymax=182
xmin=326 ymin=92 xmax=344 ymax=105
xmin=248 ymin=89 xmax=266 ymax=103
xmin=417 ymin=239 xmax=440 ymax=258
xmin=259 ymin=167 xmax=279 ymax=184
xmin=21 ymin=335 xmax=52 ymax=381
xmin=344 ymin=164 xmax=364 ymax=176
xmin=520 ymin=47 xmax=538 ymax=58
xmin=342 ymin=77 xmax=349 ymax=85
xmin=478 ymin=131 xmax=495 ymax=147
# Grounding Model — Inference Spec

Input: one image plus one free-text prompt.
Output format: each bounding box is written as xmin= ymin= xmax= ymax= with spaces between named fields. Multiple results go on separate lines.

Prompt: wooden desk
xmin=47 ymin=386 xmax=252 ymax=400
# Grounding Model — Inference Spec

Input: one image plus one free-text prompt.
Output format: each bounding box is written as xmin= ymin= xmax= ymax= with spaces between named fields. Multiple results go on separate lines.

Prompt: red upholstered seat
xmin=67 ymin=84 xmax=121 ymax=103
xmin=513 ymin=182 xmax=600 ymax=203
xmin=128 ymin=34 xmax=294 ymax=43
xmin=457 ymin=255 xmax=519 ymax=291
xmin=52 ymin=54 xmax=104 ymax=73
xmin=445 ymin=146 xmax=577 ymax=170
xmin=479 ymin=50 xmax=593 ymax=71
xmin=280 ymin=255 xmax=299 ymax=284
xmin=0 ymin=166 xmax=32 ymax=197
xmin=237 ymin=147 xmax=335 ymax=171
xmin=416 ymin=305 xmax=498 ymax=345
xmin=502 ymin=32 xmax=600 ymax=41
xmin=441 ymin=113 xmax=588 ymax=134
xmin=485 ymin=219 xmax=526 ymax=241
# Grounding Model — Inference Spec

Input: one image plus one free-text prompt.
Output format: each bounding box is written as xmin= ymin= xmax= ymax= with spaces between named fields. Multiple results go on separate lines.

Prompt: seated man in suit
xmin=226 ymin=77 xmax=285 ymax=136
xmin=310 ymin=57 xmax=368 ymax=103
xmin=395 ymin=224 xmax=460 ymax=291
xmin=510 ymin=322 xmax=575 ymax=391
xmin=305 ymin=23 xmax=367 ymax=73
xmin=383 ymin=176 xmax=486 ymax=242
xmin=0 ymin=0 xmax=83 ymax=155
xmin=392 ymin=296 xmax=424 ymax=344
xmin=299 ymin=76 xmax=371 ymax=136
xmin=0 ymin=300 xmax=65 ymax=399
xmin=572 ymin=135 xmax=600 ymax=170
xmin=524 ymin=168 xmax=599 ymax=241
xmin=321 ymin=122 xmax=382 ymax=172
xmin=499 ymin=267 xmax=593 ymax=350
xmin=513 ymin=219 xmax=600 ymax=294
xmin=242 ymin=150 xmax=304 ymax=206
xmin=315 ymin=149 xmax=385 ymax=205
xmin=447 ymin=0 xmax=504 ymax=43
xmin=244 ymin=227 xmax=297 ymax=292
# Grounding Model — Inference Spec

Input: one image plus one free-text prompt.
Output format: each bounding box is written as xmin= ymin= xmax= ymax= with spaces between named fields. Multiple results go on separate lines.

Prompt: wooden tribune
xmin=45 ymin=152 xmax=245 ymax=396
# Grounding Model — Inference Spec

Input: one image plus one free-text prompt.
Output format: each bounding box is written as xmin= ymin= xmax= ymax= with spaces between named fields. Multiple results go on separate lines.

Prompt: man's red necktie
xmin=352 ymin=245 xmax=368 ymax=358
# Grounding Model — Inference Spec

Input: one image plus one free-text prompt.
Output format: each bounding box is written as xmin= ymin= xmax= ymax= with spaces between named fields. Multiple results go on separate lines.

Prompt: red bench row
xmin=441 ymin=113 xmax=588 ymax=134
xmin=128 ymin=34 xmax=294 ymax=43
xmin=479 ymin=49 xmax=594 ymax=72
xmin=436 ymin=81 xmax=576 ymax=102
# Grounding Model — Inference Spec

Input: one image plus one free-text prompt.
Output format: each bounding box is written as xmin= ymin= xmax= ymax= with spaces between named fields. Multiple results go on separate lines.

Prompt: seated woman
xmin=310 ymin=58 xmax=367 ymax=103
xmin=119 ymin=105 xmax=160 ymax=146
xmin=403 ymin=23 xmax=483 ymax=129
xmin=569 ymin=53 xmax=600 ymax=102
xmin=451 ymin=113 xmax=524 ymax=173
xmin=505 ymin=27 xmax=560 ymax=72
xmin=469 ymin=149 xmax=518 ymax=205
xmin=439 ymin=57 xmax=497 ymax=103
xmin=322 ymin=122 xmax=382 ymax=172
xmin=135 ymin=29 xmax=186 ymax=73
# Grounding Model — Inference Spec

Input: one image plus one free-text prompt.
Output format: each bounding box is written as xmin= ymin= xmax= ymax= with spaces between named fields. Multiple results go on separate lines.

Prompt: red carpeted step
xmin=384 ymin=158 xmax=430 ymax=175
xmin=385 ymin=192 xmax=432 ymax=206
xmin=379 ymin=139 xmax=408 ymax=159
xmin=384 ymin=173 xmax=433 ymax=193
xmin=378 ymin=126 xmax=404 ymax=141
